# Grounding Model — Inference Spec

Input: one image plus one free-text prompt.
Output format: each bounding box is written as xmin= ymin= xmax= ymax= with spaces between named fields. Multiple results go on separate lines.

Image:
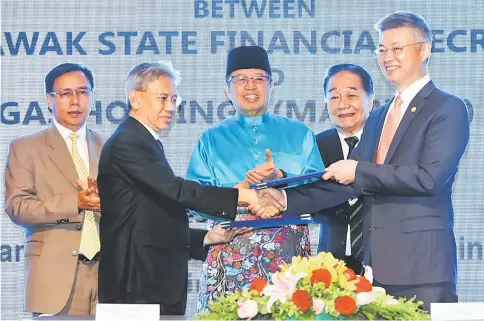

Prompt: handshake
xmin=232 ymin=148 xmax=359 ymax=219
xmin=237 ymin=188 xmax=286 ymax=218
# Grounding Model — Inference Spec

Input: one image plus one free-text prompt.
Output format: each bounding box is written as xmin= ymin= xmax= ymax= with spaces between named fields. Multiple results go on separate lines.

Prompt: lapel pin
xmin=411 ymin=106 xmax=417 ymax=112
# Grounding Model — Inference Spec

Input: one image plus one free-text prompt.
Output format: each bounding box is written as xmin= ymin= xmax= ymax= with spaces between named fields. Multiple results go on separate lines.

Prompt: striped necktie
xmin=348 ymin=199 xmax=364 ymax=261
xmin=344 ymin=135 xmax=364 ymax=260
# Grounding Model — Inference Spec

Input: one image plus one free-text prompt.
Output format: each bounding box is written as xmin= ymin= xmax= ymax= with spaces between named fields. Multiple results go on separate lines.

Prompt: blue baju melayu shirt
xmin=186 ymin=111 xmax=325 ymax=312
xmin=187 ymin=111 xmax=324 ymax=188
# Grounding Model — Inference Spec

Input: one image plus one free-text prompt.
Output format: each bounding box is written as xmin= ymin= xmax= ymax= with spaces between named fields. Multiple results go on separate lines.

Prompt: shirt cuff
xmin=282 ymin=190 xmax=288 ymax=211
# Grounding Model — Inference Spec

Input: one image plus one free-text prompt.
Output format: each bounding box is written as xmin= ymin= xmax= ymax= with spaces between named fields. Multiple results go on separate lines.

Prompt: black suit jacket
xmin=97 ymin=117 xmax=238 ymax=314
xmin=315 ymin=128 xmax=352 ymax=259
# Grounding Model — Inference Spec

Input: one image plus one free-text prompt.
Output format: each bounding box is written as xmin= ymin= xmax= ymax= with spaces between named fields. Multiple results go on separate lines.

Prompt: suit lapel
xmin=385 ymin=81 xmax=436 ymax=164
xmin=46 ymin=125 xmax=79 ymax=188
xmin=327 ymin=129 xmax=345 ymax=164
xmin=126 ymin=116 xmax=161 ymax=151
xmin=125 ymin=117 xmax=172 ymax=168
xmin=87 ymin=129 xmax=102 ymax=177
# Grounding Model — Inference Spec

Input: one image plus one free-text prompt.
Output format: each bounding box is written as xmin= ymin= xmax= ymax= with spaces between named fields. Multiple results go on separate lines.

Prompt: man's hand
xmin=237 ymin=187 xmax=285 ymax=216
xmin=245 ymin=149 xmax=283 ymax=184
xmin=248 ymin=188 xmax=286 ymax=218
xmin=77 ymin=176 xmax=101 ymax=211
xmin=234 ymin=180 xmax=250 ymax=189
xmin=322 ymin=160 xmax=358 ymax=185
xmin=87 ymin=176 xmax=99 ymax=195
xmin=203 ymin=224 xmax=253 ymax=245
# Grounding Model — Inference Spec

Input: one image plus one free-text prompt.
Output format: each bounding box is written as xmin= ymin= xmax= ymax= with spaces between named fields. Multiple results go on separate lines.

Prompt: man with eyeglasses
xmin=97 ymin=60 xmax=279 ymax=315
xmin=252 ymin=12 xmax=469 ymax=311
xmin=186 ymin=46 xmax=324 ymax=312
xmin=5 ymin=63 xmax=104 ymax=316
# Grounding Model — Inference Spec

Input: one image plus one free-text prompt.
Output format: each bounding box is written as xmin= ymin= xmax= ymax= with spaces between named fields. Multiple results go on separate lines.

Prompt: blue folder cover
xmin=249 ymin=171 xmax=326 ymax=190
xmin=227 ymin=214 xmax=325 ymax=229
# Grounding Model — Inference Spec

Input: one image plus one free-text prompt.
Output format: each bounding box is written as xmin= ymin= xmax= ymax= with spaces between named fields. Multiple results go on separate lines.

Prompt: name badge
xmin=96 ymin=303 xmax=160 ymax=321
xmin=431 ymin=302 xmax=484 ymax=320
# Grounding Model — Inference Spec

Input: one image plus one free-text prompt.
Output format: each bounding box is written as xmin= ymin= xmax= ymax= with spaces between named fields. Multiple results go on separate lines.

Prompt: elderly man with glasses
xmin=186 ymin=46 xmax=325 ymax=312
xmin=97 ymin=60 xmax=277 ymax=315
xmin=5 ymin=63 xmax=104 ymax=316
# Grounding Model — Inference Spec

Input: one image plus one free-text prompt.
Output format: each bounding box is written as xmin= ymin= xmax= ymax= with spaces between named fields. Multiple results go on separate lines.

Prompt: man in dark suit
xmin=97 ymin=61 xmax=281 ymax=315
xmin=315 ymin=64 xmax=373 ymax=269
xmin=257 ymin=12 xmax=469 ymax=311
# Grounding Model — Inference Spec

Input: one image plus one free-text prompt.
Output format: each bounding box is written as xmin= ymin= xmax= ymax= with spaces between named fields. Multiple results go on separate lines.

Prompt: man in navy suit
xmin=256 ymin=12 xmax=469 ymax=311
xmin=315 ymin=64 xmax=373 ymax=270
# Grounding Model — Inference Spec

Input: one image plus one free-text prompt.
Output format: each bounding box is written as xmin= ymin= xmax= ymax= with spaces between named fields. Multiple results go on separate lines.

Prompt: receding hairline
xmin=323 ymin=67 xmax=374 ymax=97
xmin=126 ymin=66 xmax=176 ymax=92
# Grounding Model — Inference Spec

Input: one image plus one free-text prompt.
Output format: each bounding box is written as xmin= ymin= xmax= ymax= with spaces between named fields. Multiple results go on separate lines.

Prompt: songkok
xmin=226 ymin=46 xmax=271 ymax=78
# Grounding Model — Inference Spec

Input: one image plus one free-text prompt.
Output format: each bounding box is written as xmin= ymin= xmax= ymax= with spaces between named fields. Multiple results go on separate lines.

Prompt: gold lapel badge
xmin=411 ymin=106 xmax=417 ymax=112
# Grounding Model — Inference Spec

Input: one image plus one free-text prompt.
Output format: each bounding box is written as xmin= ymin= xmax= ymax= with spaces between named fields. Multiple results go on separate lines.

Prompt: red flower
xmin=268 ymin=261 xmax=279 ymax=272
xmin=354 ymin=276 xmax=372 ymax=293
xmin=292 ymin=290 xmax=311 ymax=312
xmin=343 ymin=268 xmax=357 ymax=281
xmin=310 ymin=269 xmax=332 ymax=288
xmin=334 ymin=296 xmax=357 ymax=315
xmin=253 ymin=247 xmax=263 ymax=257
xmin=250 ymin=277 xmax=267 ymax=293
xmin=274 ymin=234 xmax=285 ymax=243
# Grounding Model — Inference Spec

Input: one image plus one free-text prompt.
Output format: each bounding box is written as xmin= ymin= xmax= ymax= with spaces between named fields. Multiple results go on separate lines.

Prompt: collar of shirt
xmin=53 ymin=118 xmax=88 ymax=146
xmin=392 ymin=74 xmax=431 ymax=120
xmin=130 ymin=116 xmax=160 ymax=141
xmin=234 ymin=110 xmax=270 ymax=127
xmin=53 ymin=118 xmax=89 ymax=171
xmin=337 ymin=128 xmax=363 ymax=160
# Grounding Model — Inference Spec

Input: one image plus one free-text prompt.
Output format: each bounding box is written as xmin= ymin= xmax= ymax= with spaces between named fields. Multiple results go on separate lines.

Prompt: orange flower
xmin=250 ymin=278 xmax=267 ymax=293
xmin=292 ymin=289 xmax=311 ymax=312
xmin=211 ymin=250 xmax=219 ymax=258
xmin=267 ymin=251 xmax=275 ymax=258
xmin=354 ymin=276 xmax=372 ymax=293
xmin=225 ymin=247 xmax=232 ymax=254
xmin=234 ymin=261 xmax=241 ymax=269
xmin=343 ymin=268 xmax=357 ymax=281
xmin=310 ymin=269 xmax=332 ymax=287
xmin=334 ymin=296 xmax=357 ymax=315
xmin=250 ymin=266 xmax=258 ymax=273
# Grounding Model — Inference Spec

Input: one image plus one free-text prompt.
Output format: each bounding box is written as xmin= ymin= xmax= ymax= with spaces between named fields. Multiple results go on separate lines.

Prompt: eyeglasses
xmin=374 ymin=42 xmax=425 ymax=57
xmin=48 ymin=88 xmax=93 ymax=99
xmin=227 ymin=75 xmax=272 ymax=86
xmin=140 ymin=91 xmax=183 ymax=107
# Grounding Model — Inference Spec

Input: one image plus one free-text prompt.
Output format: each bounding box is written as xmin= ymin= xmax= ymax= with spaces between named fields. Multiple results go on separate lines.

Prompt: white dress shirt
xmin=337 ymin=129 xmax=363 ymax=161
xmin=336 ymin=129 xmax=363 ymax=255
xmin=53 ymin=119 xmax=89 ymax=173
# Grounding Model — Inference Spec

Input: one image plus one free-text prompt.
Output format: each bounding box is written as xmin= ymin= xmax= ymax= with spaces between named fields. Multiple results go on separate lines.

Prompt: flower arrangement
xmin=193 ymin=252 xmax=430 ymax=320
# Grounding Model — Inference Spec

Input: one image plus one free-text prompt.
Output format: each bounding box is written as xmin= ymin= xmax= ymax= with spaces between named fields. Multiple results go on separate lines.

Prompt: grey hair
xmin=374 ymin=11 xmax=433 ymax=44
xmin=125 ymin=61 xmax=181 ymax=107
